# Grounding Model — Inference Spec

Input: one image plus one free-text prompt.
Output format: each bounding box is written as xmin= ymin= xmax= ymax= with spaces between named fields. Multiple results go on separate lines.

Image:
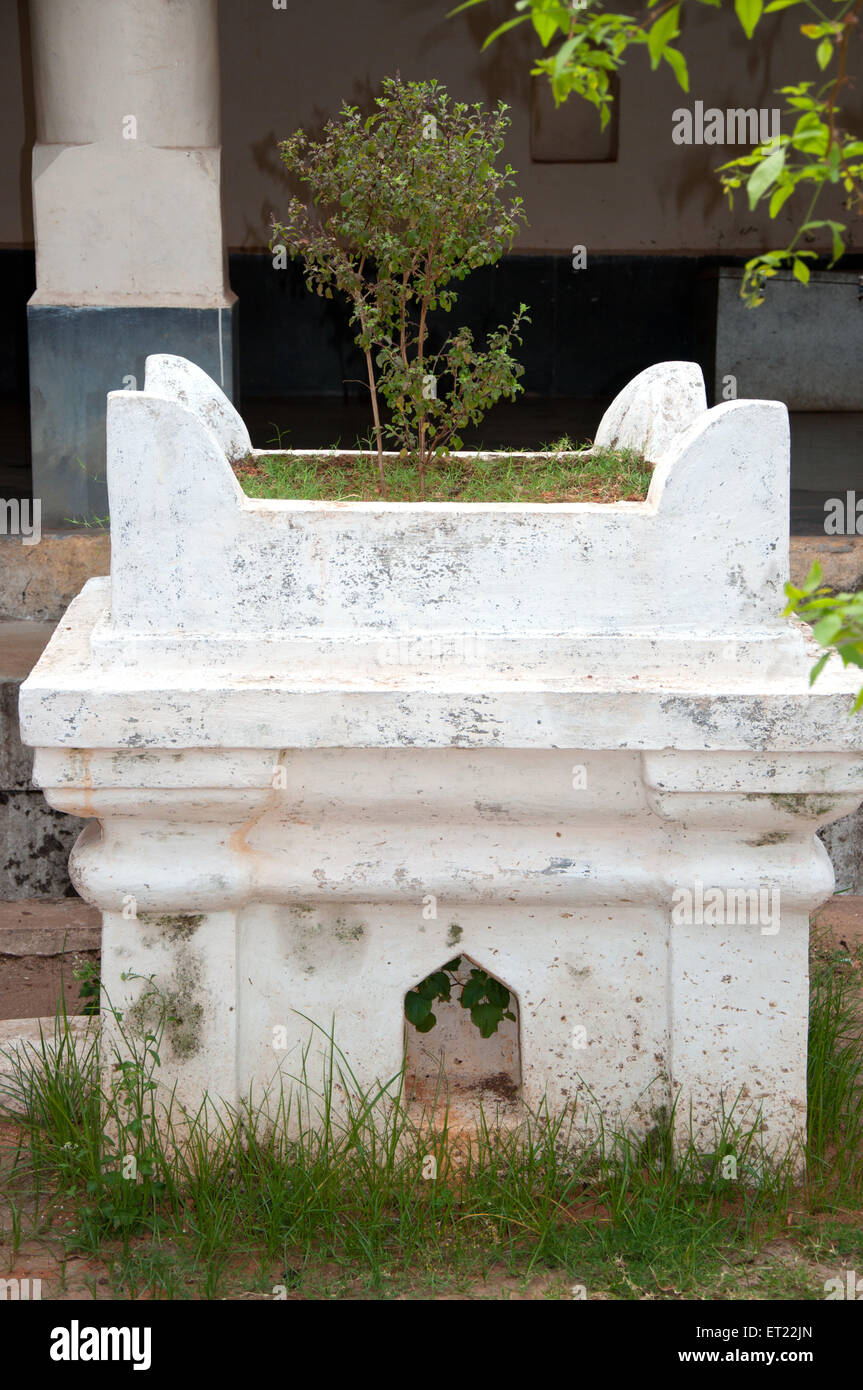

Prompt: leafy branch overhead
xmin=272 ymin=76 xmax=529 ymax=494
xmin=451 ymin=0 xmax=863 ymax=305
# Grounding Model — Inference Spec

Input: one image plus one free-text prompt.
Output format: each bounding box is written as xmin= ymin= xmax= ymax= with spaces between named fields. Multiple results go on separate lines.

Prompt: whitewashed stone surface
xmin=20 ymin=356 xmax=863 ymax=1160
xmin=594 ymin=360 xmax=706 ymax=463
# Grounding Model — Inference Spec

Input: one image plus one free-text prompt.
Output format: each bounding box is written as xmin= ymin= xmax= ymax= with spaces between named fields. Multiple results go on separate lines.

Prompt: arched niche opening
xmin=404 ymin=954 xmax=521 ymax=1114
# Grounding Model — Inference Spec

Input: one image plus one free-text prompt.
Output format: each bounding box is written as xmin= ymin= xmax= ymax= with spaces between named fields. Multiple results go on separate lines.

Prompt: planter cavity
xmin=19 ymin=354 xmax=863 ymax=1163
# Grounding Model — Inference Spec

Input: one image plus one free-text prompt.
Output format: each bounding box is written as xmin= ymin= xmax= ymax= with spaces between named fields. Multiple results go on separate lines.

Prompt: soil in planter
xmin=233 ymin=441 xmax=652 ymax=504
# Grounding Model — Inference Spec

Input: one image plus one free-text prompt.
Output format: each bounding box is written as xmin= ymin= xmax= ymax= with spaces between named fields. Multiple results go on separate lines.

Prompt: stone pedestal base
xmin=20 ymin=355 xmax=863 ymax=1166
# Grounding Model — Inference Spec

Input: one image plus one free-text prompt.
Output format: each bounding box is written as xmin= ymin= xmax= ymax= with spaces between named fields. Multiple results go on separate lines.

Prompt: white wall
xmin=218 ymin=0 xmax=863 ymax=254
xmin=1 ymin=0 xmax=860 ymax=255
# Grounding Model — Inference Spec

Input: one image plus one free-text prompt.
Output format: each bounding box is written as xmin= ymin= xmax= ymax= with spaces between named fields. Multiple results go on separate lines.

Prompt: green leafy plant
xmin=272 ymin=75 xmax=528 ymax=495
xmin=72 ymin=959 xmax=101 ymax=1018
xmin=451 ymin=0 xmax=863 ymax=305
xmin=405 ymin=957 xmax=517 ymax=1037
xmin=783 ymin=560 xmax=863 ymax=710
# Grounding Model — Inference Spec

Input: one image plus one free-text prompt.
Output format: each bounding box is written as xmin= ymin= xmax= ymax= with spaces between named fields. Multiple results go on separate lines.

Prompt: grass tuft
xmin=0 ymin=933 xmax=860 ymax=1300
xmin=233 ymin=442 xmax=652 ymax=505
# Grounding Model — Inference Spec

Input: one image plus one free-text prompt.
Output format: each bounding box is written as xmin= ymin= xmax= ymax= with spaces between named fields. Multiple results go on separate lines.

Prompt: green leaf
xmin=663 ymin=46 xmax=689 ymax=92
xmin=420 ymin=971 xmax=451 ymax=999
xmin=805 ymin=561 xmax=824 ymax=590
xmin=461 ymin=975 xmax=486 ymax=1009
xmin=405 ymin=990 xmax=433 ymax=1026
xmin=746 ymin=146 xmax=786 ymax=210
xmin=532 ymin=10 xmax=561 ymax=46
xmin=812 ymin=612 xmax=843 ymax=644
xmin=816 ymin=38 xmax=833 ymax=69
xmin=839 ymin=644 xmax=863 ymax=670
xmin=485 ymin=977 xmax=511 ymax=1008
xmin=809 ymin=653 xmax=831 ymax=684
xmin=470 ymin=1002 xmax=504 ymax=1038
xmin=552 ymin=34 xmax=586 ymax=78
xmin=764 ymin=0 xmax=803 ymax=10
xmin=647 ymin=5 xmax=681 ymax=69
xmin=792 ymin=256 xmax=810 ymax=284
xmin=735 ymin=0 xmax=763 ymax=38
xmin=768 ymin=181 xmax=794 ymax=218
xmin=800 ymin=218 xmax=846 ymax=263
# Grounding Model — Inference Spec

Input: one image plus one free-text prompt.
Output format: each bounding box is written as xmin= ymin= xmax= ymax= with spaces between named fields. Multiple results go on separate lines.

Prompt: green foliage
xmin=783 ymin=560 xmax=863 ymax=711
xmin=451 ymin=0 xmax=863 ymax=305
xmin=719 ymin=71 xmax=862 ymax=303
xmin=405 ymin=957 xmax=517 ymax=1037
xmin=72 ymin=959 xmax=101 ymax=1018
xmin=450 ymin=0 xmax=667 ymax=124
xmin=807 ymin=935 xmax=863 ymax=1163
xmin=272 ymin=76 xmax=528 ymax=493
xmin=239 ymin=441 xmax=652 ymax=504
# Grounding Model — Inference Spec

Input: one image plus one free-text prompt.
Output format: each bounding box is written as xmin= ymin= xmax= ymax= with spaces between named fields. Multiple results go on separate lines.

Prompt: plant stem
xmin=356 ymin=254 xmax=386 ymax=496
xmin=364 ymin=345 xmax=386 ymax=496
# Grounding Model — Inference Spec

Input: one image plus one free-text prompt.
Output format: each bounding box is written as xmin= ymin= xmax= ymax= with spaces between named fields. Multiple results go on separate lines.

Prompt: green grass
xmin=0 ymin=934 xmax=861 ymax=1301
xmin=234 ymin=438 xmax=652 ymax=504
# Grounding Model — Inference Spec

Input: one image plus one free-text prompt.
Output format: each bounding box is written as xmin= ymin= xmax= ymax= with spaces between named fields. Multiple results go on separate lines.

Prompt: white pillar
xmin=29 ymin=0 xmax=229 ymax=306
xmin=27 ymin=0 xmax=236 ymax=525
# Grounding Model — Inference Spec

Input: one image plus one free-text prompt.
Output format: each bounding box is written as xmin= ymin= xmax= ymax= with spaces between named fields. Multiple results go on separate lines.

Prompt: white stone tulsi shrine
xmin=20 ymin=356 xmax=863 ymax=1157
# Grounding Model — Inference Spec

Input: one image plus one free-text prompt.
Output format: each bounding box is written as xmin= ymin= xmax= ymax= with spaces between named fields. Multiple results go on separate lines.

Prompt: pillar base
xmin=27 ymin=298 xmax=238 ymax=527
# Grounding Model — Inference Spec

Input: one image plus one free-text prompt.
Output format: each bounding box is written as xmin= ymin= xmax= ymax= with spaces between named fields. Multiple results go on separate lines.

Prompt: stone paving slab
xmin=0 ymin=897 xmax=101 ymax=952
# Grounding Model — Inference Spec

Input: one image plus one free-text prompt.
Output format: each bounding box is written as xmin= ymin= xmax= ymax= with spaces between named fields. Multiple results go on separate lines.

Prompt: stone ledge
xmin=0 ymin=533 xmax=110 ymax=622
xmin=0 ymin=897 xmax=101 ymax=955
xmin=0 ymin=899 xmax=99 ymax=1019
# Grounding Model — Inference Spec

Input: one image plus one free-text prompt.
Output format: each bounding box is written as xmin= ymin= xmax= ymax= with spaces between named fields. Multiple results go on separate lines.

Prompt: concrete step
xmin=0 ymin=532 xmax=110 ymax=622
xmin=0 ymin=898 xmax=100 ymax=1018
